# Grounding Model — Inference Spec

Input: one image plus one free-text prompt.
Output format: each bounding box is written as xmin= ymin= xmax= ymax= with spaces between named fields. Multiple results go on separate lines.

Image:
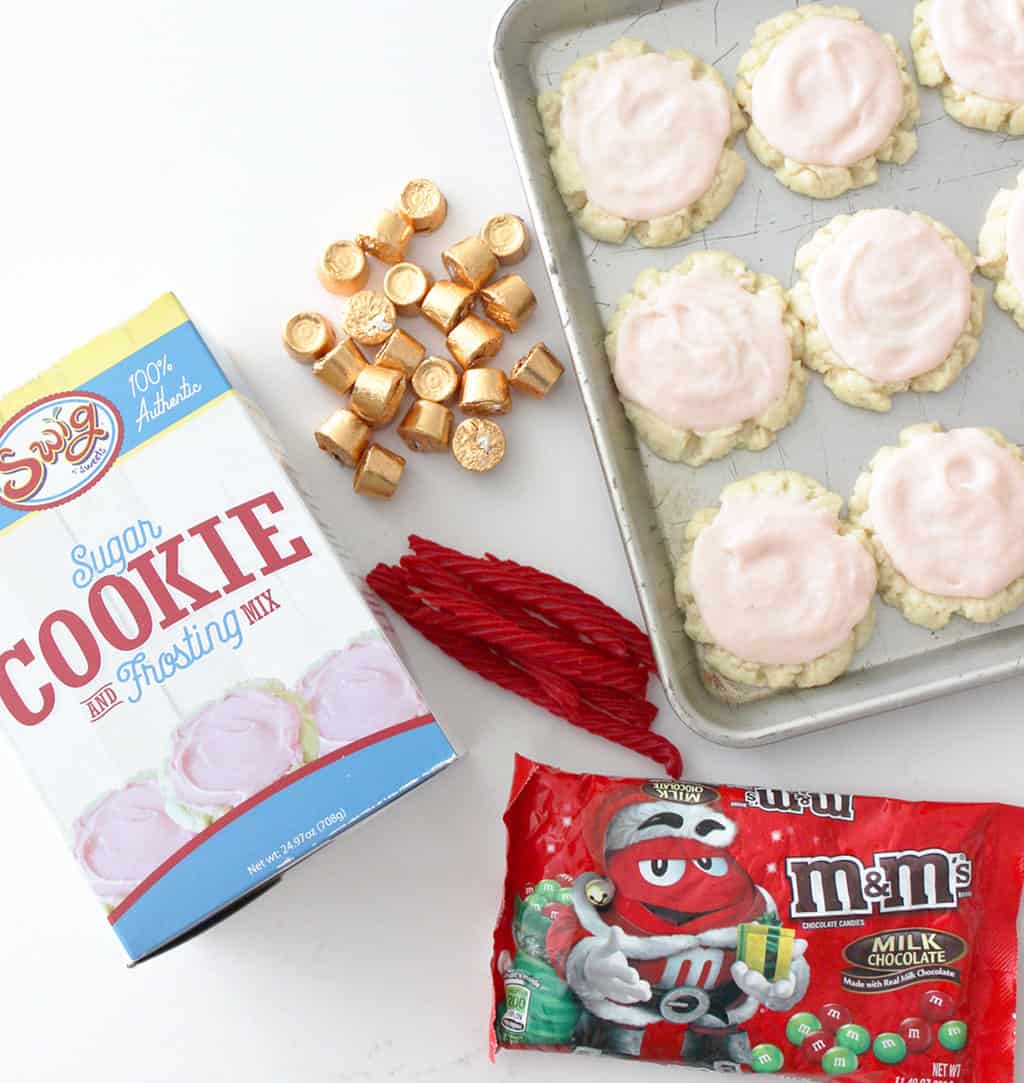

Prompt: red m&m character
xmin=899 ymin=1017 xmax=933 ymax=1054
xmin=920 ymin=988 xmax=956 ymax=1023
xmin=820 ymin=1004 xmax=853 ymax=1033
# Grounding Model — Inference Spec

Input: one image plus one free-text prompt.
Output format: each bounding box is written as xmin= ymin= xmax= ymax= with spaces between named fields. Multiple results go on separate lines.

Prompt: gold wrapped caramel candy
xmin=318 ymin=241 xmax=369 ymax=296
xmin=446 ymin=315 xmax=504 ymax=370
xmin=398 ymin=178 xmax=447 ymax=232
xmin=344 ymin=290 xmax=397 ymax=346
xmin=481 ymin=214 xmax=530 ymax=265
xmin=350 ymin=365 xmax=407 ymax=427
xmin=479 ymin=274 xmax=536 ymax=332
xmin=312 ymin=337 xmax=368 ymax=394
xmin=375 ymin=328 xmax=426 ymax=379
xmin=411 ymin=356 xmax=461 ymax=404
xmin=421 ymin=280 xmax=476 ymax=335
xmin=314 ymin=409 xmax=371 ymax=468
xmin=383 ymin=262 xmax=433 ymax=315
xmin=398 ymin=400 xmax=453 ymax=452
xmin=452 ymin=417 xmax=506 ymax=472
xmin=460 ymin=367 xmax=511 ymax=416
xmin=283 ymin=311 xmax=336 ymax=363
xmin=354 ymin=444 xmax=406 ymax=499
xmin=442 ymin=236 xmax=498 ymax=291
xmin=510 ymin=342 xmax=564 ymax=398
xmin=356 ymin=209 xmax=413 ymax=264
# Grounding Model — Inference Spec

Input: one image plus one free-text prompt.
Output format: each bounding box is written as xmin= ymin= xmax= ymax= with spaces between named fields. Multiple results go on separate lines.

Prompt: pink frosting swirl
xmin=931 ymin=0 xmax=1024 ymax=103
xmin=560 ymin=51 xmax=731 ymax=220
xmin=73 ymin=778 xmax=194 ymax=907
xmin=166 ymin=686 xmax=306 ymax=815
xmin=614 ymin=266 xmax=791 ymax=434
xmin=866 ymin=428 xmax=1024 ymax=598
xmin=751 ymin=16 xmax=904 ymax=166
xmin=810 ymin=210 xmax=970 ymax=383
xmin=691 ymin=489 xmax=876 ymax=665
xmin=299 ymin=640 xmax=427 ymax=755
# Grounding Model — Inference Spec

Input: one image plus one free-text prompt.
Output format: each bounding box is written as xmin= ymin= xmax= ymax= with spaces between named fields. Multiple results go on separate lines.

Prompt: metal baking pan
xmin=492 ymin=0 xmax=1024 ymax=747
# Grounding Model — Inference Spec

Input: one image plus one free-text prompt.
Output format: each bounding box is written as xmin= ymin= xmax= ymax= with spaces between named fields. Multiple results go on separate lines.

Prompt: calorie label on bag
xmin=490 ymin=757 xmax=1024 ymax=1080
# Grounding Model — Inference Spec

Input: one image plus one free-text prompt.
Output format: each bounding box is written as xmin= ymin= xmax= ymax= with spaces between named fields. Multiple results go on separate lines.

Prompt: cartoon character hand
xmin=731 ymin=939 xmax=810 ymax=1012
xmin=582 ymin=926 xmax=653 ymax=1005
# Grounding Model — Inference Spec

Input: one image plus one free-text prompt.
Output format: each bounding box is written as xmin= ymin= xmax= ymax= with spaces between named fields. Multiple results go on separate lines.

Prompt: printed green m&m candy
xmin=938 ymin=1020 xmax=968 ymax=1052
xmin=873 ymin=1032 xmax=907 ymax=1065
xmin=786 ymin=1012 xmax=821 ymax=1046
xmin=750 ymin=1043 xmax=784 ymax=1073
xmin=555 ymin=888 xmax=574 ymax=906
xmin=835 ymin=1023 xmax=871 ymax=1055
xmin=822 ymin=1046 xmax=858 ymax=1076
xmin=534 ymin=879 xmax=561 ymax=897
xmin=524 ymin=893 xmax=545 ymax=910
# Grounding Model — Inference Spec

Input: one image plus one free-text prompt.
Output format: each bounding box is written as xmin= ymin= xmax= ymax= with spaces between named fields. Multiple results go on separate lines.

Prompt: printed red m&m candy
xmin=899 ymin=1017 xmax=933 ymax=1054
xmin=803 ymin=1031 xmax=832 ymax=1063
xmin=920 ymin=988 xmax=956 ymax=1023
xmin=820 ymin=1004 xmax=853 ymax=1033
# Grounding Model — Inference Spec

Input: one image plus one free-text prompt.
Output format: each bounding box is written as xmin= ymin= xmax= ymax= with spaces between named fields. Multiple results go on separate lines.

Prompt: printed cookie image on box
xmin=605 ymin=251 xmax=806 ymax=466
xmin=736 ymin=5 xmax=919 ymax=198
xmin=160 ymin=681 xmax=318 ymax=831
xmin=73 ymin=774 xmax=196 ymax=911
xmin=298 ymin=636 xmax=428 ymax=755
xmin=538 ymin=37 xmax=746 ymax=246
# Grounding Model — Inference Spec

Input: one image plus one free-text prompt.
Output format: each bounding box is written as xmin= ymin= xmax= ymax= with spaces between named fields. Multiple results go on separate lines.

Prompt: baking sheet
xmin=492 ymin=0 xmax=1024 ymax=747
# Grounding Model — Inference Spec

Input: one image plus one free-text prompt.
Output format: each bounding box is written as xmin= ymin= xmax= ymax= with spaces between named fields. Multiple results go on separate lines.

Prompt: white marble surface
xmin=1 ymin=1 xmax=1021 ymax=1080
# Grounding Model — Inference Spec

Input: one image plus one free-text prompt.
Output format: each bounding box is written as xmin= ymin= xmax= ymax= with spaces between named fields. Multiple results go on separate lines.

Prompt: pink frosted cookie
xmin=736 ymin=6 xmax=919 ymax=198
xmin=978 ymin=169 xmax=1024 ymax=329
xmin=162 ymin=682 xmax=317 ymax=829
xmin=912 ymin=0 xmax=1024 ymax=133
xmin=676 ymin=471 xmax=877 ymax=698
xmin=73 ymin=775 xmax=195 ymax=909
xmin=298 ymin=639 xmax=428 ymax=755
xmin=850 ymin=424 xmax=1024 ymax=629
xmin=538 ymin=38 xmax=746 ymax=246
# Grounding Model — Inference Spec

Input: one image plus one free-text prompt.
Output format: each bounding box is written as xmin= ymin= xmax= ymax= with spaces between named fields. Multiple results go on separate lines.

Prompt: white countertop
xmin=1 ymin=1 xmax=1021 ymax=1080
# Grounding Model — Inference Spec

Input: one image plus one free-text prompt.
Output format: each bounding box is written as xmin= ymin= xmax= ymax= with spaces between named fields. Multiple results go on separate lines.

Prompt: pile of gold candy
xmin=283 ymin=179 xmax=564 ymax=499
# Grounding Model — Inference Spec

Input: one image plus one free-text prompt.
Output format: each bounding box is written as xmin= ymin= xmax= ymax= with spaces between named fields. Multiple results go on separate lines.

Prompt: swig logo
xmin=0 ymin=392 xmax=123 ymax=511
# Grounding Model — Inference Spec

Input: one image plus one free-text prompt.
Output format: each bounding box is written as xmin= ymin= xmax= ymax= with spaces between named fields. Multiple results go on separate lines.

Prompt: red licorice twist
xmin=366 ymin=539 xmax=682 ymax=777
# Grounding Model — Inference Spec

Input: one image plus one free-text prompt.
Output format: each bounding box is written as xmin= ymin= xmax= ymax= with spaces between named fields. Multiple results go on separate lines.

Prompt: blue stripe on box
xmin=0 ymin=321 xmax=231 ymax=533
xmin=111 ymin=721 xmax=456 ymax=960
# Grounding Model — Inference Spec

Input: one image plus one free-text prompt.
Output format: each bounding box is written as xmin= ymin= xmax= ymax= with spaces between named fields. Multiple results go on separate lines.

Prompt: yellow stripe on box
xmin=0 ymin=293 xmax=189 ymax=422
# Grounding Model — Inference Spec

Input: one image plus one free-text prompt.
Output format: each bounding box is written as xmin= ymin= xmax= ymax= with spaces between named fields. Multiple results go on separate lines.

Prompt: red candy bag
xmin=490 ymin=757 xmax=1024 ymax=1080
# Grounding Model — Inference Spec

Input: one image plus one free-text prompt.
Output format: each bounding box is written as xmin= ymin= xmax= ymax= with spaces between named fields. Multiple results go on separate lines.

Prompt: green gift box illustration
xmin=498 ymin=888 xmax=581 ymax=1046
xmin=737 ymin=917 xmax=796 ymax=981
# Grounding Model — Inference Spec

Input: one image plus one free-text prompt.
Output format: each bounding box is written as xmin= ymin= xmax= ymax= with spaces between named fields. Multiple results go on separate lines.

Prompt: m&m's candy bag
xmin=490 ymin=757 xmax=1024 ymax=1079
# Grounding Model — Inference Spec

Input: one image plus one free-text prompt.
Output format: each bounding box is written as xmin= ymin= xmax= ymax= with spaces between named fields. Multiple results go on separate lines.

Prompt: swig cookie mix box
xmin=0 ymin=293 xmax=455 ymax=961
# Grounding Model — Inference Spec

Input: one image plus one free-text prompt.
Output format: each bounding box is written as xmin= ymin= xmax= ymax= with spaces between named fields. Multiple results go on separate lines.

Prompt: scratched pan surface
xmin=492 ymin=0 xmax=1024 ymax=747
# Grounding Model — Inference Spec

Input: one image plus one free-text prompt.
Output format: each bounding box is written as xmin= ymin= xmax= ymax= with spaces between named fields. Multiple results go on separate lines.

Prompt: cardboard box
xmin=0 ymin=294 xmax=455 ymax=961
